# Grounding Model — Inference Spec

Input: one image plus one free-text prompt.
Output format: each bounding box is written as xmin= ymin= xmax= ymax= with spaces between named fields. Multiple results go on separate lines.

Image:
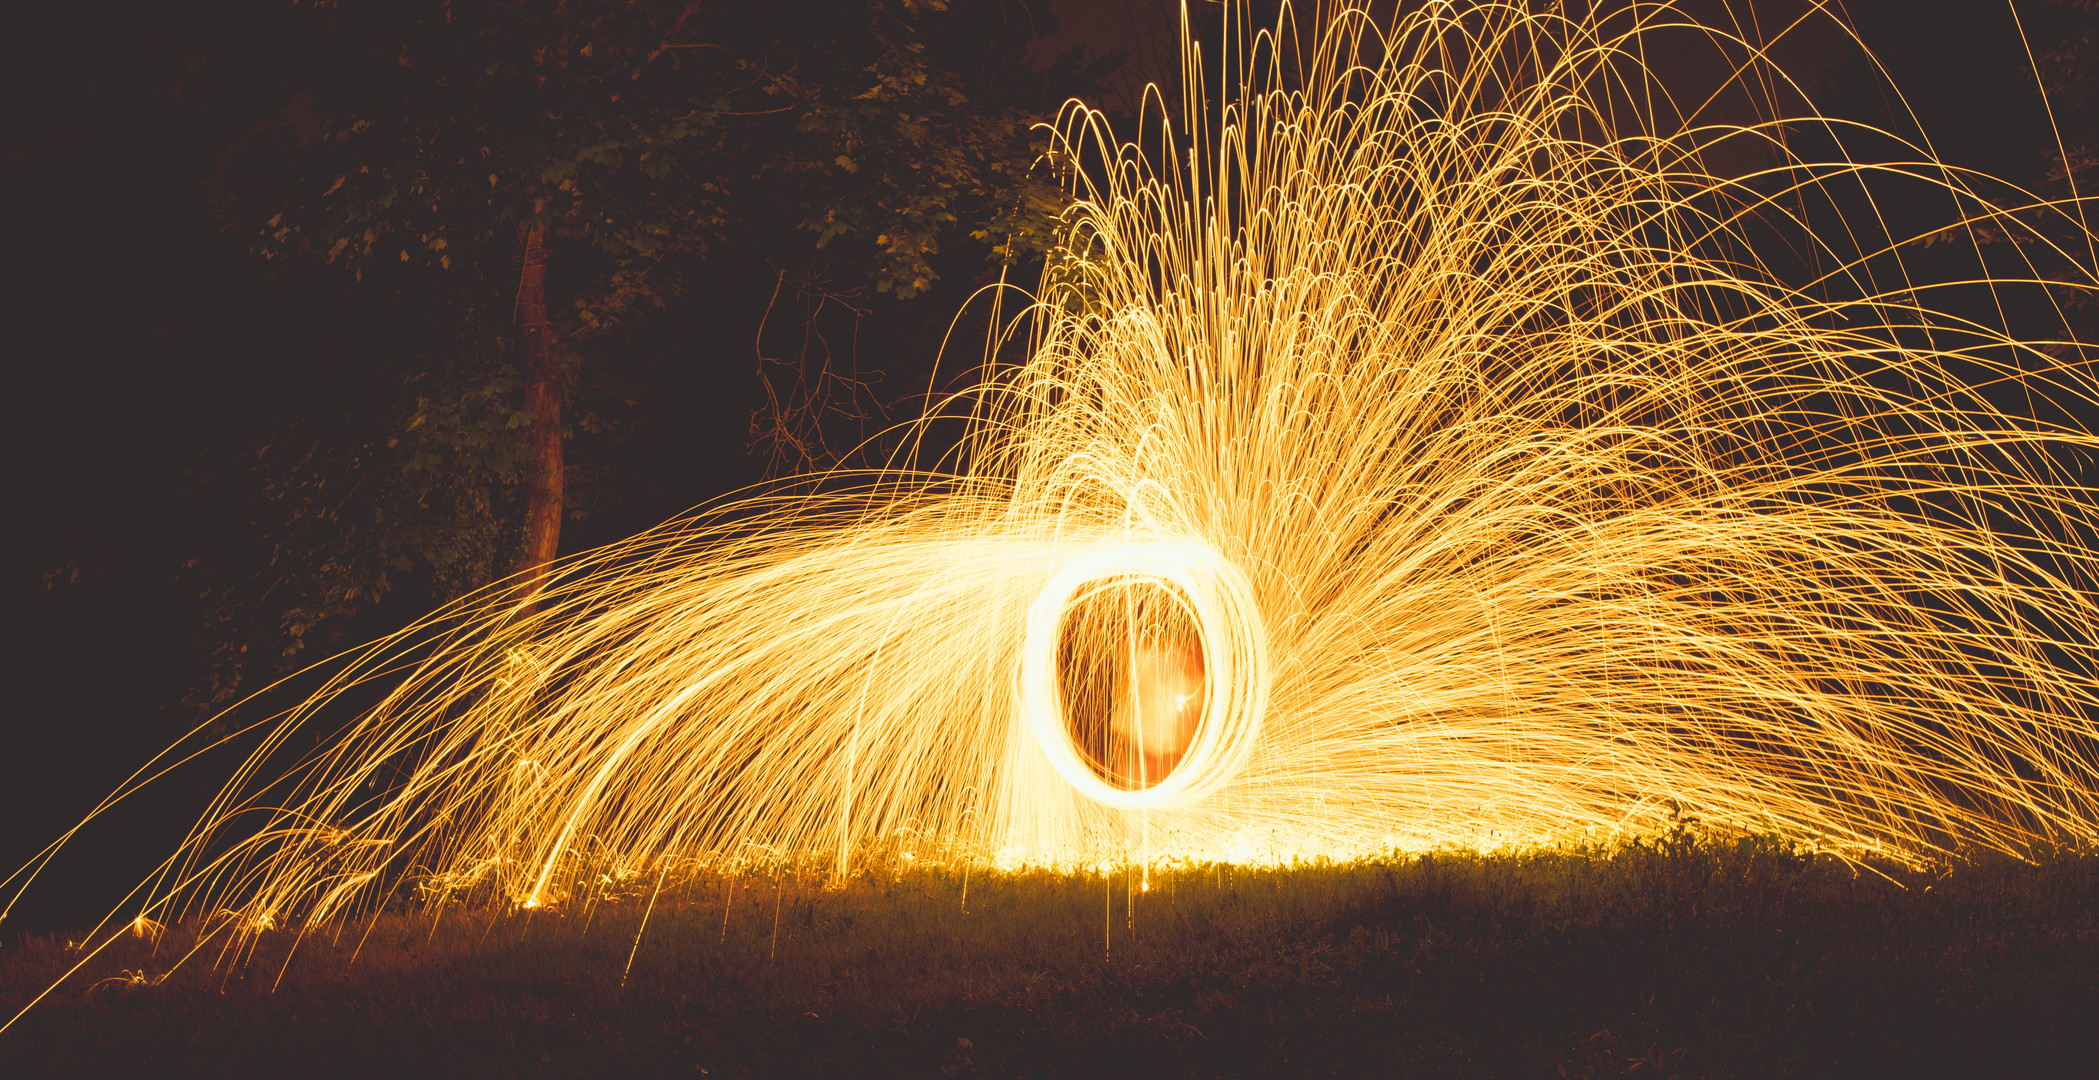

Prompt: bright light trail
xmin=12 ymin=2 xmax=2099 ymax=973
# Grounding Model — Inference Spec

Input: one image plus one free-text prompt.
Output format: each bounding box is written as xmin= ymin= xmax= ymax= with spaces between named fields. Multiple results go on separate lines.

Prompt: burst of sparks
xmin=12 ymin=0 xmax=2099 ymax=975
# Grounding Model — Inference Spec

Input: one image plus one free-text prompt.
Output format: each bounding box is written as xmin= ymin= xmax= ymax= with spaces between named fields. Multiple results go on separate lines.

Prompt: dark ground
xmin=3 ymin=838 xmax=2093 ymax=1078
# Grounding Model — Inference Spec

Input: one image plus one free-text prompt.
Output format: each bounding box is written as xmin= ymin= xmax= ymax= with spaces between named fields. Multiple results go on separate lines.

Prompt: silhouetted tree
xmin=193 ymin=0 xmax=1089 ymax=710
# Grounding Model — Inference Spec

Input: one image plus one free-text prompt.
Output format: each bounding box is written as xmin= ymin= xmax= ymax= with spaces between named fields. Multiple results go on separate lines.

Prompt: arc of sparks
xmin=10 ymin=1 xmax=2099 ymax=975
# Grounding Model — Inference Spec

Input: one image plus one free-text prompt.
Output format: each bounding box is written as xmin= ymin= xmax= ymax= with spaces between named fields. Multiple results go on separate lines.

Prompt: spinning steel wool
xmin=13 ymin=1 xmax=2099 ymax=966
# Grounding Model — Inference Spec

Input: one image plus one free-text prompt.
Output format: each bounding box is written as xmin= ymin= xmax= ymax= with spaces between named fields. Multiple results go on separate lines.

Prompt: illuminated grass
xmin=4 ymin=840 xmax=2095 ymax=1077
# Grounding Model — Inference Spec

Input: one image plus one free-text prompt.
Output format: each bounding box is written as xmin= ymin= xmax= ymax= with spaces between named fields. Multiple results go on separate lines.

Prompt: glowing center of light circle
xmin=1019 ymin=540 xmax=1269 ymax=808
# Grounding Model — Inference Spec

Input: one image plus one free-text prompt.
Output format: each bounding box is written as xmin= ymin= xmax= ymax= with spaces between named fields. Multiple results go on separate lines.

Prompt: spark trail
xmin=12 ymin=0 xmax=2099 ymax=965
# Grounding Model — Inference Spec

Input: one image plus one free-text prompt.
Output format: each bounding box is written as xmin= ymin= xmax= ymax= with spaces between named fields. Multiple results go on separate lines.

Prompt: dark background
xmin=2 ymin=0 xmax=2084 ymax=939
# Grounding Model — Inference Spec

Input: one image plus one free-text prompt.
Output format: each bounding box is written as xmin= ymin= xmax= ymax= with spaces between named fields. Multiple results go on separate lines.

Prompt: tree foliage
xmin=191 ymin=0 xmax=1094 ymax=711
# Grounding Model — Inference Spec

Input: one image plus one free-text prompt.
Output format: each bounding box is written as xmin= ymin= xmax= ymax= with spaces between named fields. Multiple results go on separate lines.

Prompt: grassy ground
xmin=2 ymin=836 xmax=2094 ymax=1078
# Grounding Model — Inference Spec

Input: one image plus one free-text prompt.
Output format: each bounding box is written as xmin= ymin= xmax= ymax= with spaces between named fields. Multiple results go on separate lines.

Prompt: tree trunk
xmin=516 ymin=223 xmax=562 ymax=609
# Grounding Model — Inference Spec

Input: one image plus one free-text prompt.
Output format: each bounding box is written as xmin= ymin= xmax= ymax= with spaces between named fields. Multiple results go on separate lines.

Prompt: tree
xmin=234 ymin=1 xmax=745 ymax=610
xmin=194 ymin=0 xmax=1089 ymax=708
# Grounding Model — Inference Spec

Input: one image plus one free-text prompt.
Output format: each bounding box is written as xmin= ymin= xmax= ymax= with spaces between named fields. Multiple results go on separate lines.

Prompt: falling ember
xmin=13 ymin=1 xmax=2099 ymax=993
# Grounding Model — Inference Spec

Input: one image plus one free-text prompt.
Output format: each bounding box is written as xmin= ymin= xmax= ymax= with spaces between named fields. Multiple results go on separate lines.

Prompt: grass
xmin=2 ymin=835 xmax=2095 ymax=1077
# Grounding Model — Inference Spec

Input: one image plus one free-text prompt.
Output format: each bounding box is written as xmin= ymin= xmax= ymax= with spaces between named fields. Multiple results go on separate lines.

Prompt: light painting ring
xmin=1019 ymin=539 xmax=1268 ymax=808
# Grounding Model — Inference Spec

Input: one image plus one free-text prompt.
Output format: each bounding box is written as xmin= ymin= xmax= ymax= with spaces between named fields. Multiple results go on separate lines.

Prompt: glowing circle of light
xmin=22 ymin=6 xmax=2099 ymax=1014
xmin=1018 ymin=539 xmax=1269 ymax=809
